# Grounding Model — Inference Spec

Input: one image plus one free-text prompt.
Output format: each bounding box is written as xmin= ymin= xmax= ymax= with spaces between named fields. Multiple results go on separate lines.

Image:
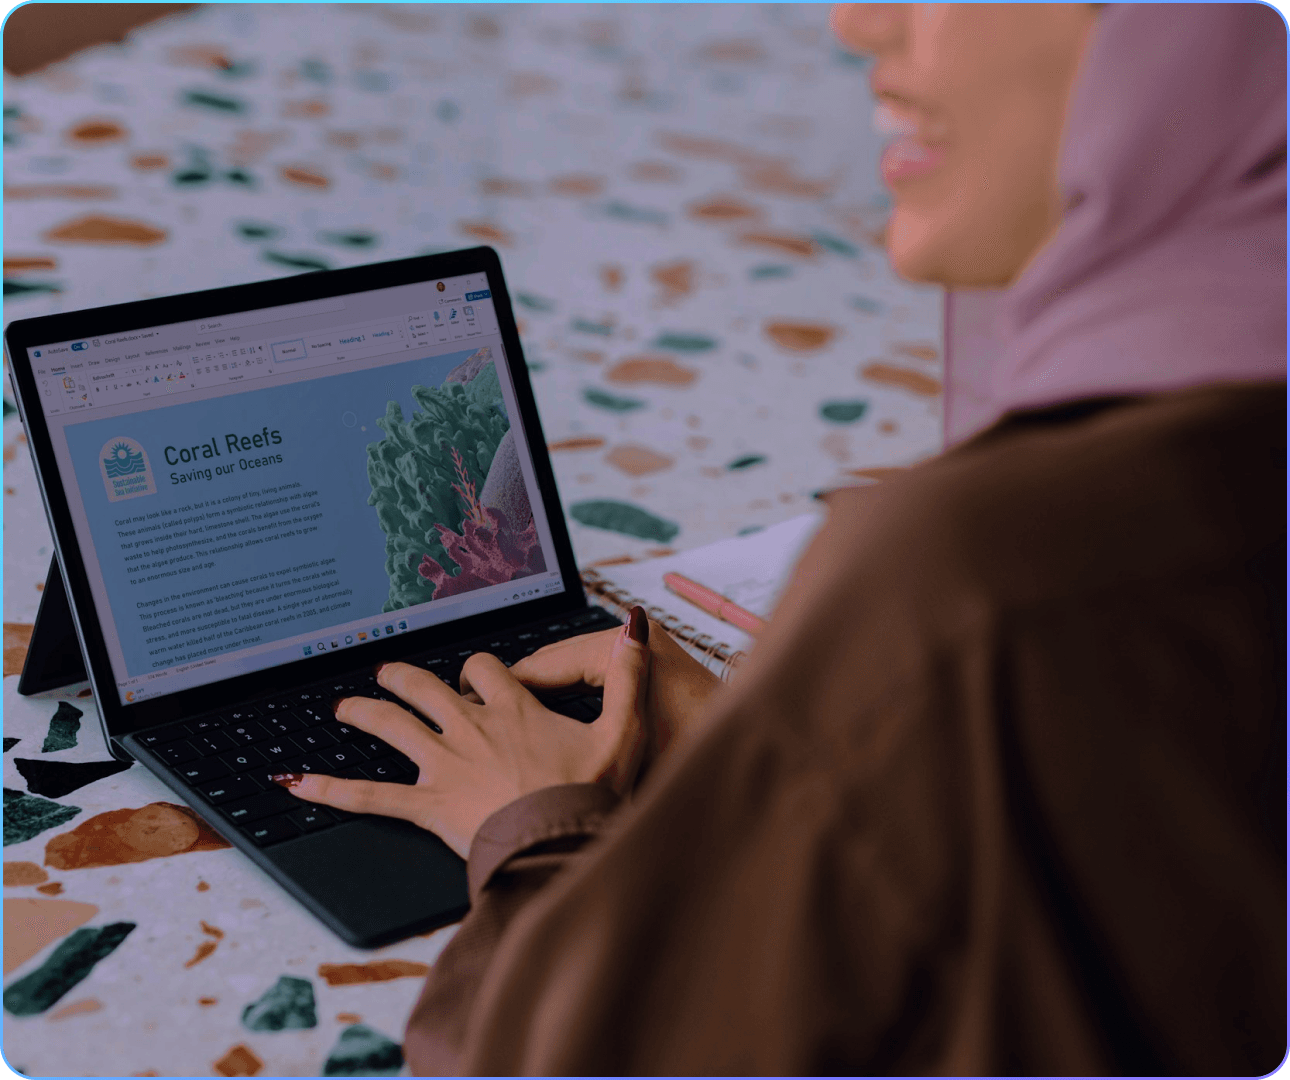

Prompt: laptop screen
xmin=23 ymin=272 xmax=569 ymax=706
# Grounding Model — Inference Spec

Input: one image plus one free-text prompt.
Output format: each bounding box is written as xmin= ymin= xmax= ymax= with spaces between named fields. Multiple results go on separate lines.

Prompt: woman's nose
xmin=830 ymin=4 xmax=906 ymax=56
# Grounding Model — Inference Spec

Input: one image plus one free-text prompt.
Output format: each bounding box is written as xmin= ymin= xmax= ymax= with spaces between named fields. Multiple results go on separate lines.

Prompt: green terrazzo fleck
xmin=3 ymin=923 xmax=135 ymax=1016
xmin=217 ymin=60 xmax=257 ymax=79
xmin=242 ymin=975 xmax=317 ymax=1031
xmin=318 ymin=231 xmax=378 ymax=248
xmin=224 ymin=168 xmax=256 ymax=187
xmin=750 ymin=264 xmax=792 ymax=280
xmin=180 ymin=89 xmax=246 ymax=113
xmin=727 ymin=454 xmax=767 ymax=471
xmin=4 ymin=281 xmax=61 ymax=297
xmin=653 ymin=332 xmax=717 ymax=352
xmin=570 ymin=500 xmax=679 ymax=543
xmin=582 ymin=388 xmax=645 ymax=413
xmin=236 ymin=221 xmax=281 ymax=241
xmin=13 ymin=758 xmax=132 ymax=799
xmin=42 ymin=702 xmax=82 ymax=752
xmin=571 ymin=318 xmax=613 ymax=336
xmin=355 ymin=70 xmax=393 ymax=93
xmin=322 ymin=1024 xmax=404 ymax=1076
xmin=515 ymin=292 xmax=555 ymax=312
xmin=301 ymin=58 xmax=332 ymax=84
xmin=850 ymin=295 xmax=884 ymax=315
xmin=3 ymin=789 xmax=81 ymax=845
xmin=527 ymin=360 xmax=546 ymax=373
xmin=737 ymin=524 xmax=765 ymax=536
xmin=3 ymin=400 xmax=16 ymax=419
xmin=835 ymin=49 xmax=871 ymax=67
xmin=263 ymin=251 xmax=331 ymax=273
xmin=601 ymin=200 xmax=669 ymax=226
xmin=819 ymin=400 xmax=869 ymax=424
xmin=435 ymin=99 xmax=460 ymax=123
xmin=812 ymin=231 xmax=861 ymax=258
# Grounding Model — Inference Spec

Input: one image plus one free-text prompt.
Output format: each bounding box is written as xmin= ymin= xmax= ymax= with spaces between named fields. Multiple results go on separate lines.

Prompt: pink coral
xmin=417 ymin=507 xmax=547 ymax=599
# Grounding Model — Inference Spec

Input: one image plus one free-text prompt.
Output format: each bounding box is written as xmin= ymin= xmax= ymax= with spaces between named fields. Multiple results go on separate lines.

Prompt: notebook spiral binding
xmin=580 ymin=568 xmax=747 ymax=682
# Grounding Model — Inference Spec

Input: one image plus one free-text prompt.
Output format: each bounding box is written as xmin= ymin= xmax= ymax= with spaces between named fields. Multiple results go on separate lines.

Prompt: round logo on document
xmin=99 ymin=437 xmax=156 ymax=502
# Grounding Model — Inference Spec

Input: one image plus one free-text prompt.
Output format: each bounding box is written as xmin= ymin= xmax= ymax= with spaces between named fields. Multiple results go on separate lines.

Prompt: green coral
xmin=367 ymin=368 xmax=510 ymax=612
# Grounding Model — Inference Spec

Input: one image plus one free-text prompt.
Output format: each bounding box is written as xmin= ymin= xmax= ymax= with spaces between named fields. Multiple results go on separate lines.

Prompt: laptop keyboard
xmin=134 ymin=607 xmax=621 ymax=848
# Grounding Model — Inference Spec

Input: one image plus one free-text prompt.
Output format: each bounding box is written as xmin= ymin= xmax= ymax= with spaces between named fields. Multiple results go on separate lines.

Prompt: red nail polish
xmin=330 ymin=698 xmax=346 ymax=717
xmin=627 ymin=605 xmax=649 ymax=645
xmin=374 ymin=662 xmax=389 ymax=677
xmin=271 ymin=773 xmax=304 ymax=790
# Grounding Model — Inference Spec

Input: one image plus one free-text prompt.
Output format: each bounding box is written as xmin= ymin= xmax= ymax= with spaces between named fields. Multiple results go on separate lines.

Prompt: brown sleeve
xmin=406 ymin=386 xmax=1284 ymax=1076
xmin=404 ymin=783 xmax=621 ymax=1076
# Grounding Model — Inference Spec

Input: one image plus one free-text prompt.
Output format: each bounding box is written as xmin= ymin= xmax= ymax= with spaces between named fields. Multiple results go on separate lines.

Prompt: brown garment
xmin=406 ymin=383 xmax=1286 ymax=1075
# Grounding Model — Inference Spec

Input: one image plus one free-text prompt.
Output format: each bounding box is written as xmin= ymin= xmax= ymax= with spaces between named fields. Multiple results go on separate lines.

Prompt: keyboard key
xmin=296 ymin=704 xmax=333 ymax=726
xmin=137 ymin=724 xmax=192 ymax=749
xmin=224 ymin=708 xmax=259 ymax=723
xmin=198 ymin=774 xmax=263 ymax=804
xmin=281 ymin=753 xmax=329 ymax=775
xmin=287 ymin=806 xmax=333 ymax=832
xmin=336 ymin=765 xmax=372 ymax=781
xmin=324 ymin=722 xmax=364 ymax=742
xmin=226 ymin=721 xmax=271 ymax=746
xmin=290 ymin=728 xmax=339 ymax=753
xmin=219 ymin=747 xmax=268 ymax=773
xmin=188 ymin=716 xmax=226 ymax=734
xmin=320 ymin=744 xmax=368 ymax=769
xmin=354 ymin=736 xmax=395 ymax=759
xmin=156 ymin=741 xmax=199 ymax=766
xmin=360 ymin=758 xmax=403 ymax=781
xmin=256 ymin=739 xmax=297 ymax=764
xmin=261 ymin=712 xmax=308 ymax=735
xmin=259 ymin=699 xmax=293 ymax=715
xmin=193 ymin=730 xmax=238 ymax=756
xmin=243 ymin=814 xmax=301 ymax=847
xmin=222 ymin=787 xmax=298 ymax=824
xmin=176 ymin=758 xmax=231 ymax=784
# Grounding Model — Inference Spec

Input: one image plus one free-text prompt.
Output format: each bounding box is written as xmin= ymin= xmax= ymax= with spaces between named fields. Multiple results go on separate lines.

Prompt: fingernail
xmin=330 ymin=697 xmax=347 ymax=717
xmin=271 ymin=773 xmax=304 ymax=790
xmin=626 ymin=605 xmax=649 ymax=645
xmin=374 ymin=662 xmax=389 ymax=677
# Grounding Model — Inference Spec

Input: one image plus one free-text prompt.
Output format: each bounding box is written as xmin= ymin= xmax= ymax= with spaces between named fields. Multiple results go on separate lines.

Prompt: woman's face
xmin=832 ymin=4 xmax=1098 ymax=288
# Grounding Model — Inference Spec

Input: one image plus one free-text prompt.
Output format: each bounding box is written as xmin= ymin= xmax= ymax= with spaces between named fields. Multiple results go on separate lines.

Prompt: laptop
xmin=4 ymin=247 xmax=622 ymax=948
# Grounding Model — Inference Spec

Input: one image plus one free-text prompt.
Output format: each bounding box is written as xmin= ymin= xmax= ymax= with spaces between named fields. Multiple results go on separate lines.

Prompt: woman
xmin=273 ymin=5 xmax=1287 ymax=1073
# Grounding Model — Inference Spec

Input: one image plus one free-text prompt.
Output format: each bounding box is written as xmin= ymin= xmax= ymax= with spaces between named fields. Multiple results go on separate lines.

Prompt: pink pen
xmin=663 ymin=572 xmax=767 ymax=636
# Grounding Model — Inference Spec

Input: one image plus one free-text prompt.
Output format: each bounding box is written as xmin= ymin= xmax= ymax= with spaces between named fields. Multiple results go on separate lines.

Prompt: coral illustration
xmin=366 ymin=360 xmax=510 ymax=611
xmin=417 ymin=507 xmax=547 ymax=600
xmin=450 ymin=446 xmax=488 ymax=527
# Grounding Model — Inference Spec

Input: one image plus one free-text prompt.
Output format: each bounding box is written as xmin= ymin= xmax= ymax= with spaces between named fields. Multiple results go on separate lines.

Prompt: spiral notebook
xmin=580 ymin=512 xmax=825 ymax=679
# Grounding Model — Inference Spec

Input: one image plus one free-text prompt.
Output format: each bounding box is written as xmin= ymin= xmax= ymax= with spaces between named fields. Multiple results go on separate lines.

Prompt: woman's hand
xmin=272 ymin=608 xmax=652 ymax=859
xmin=508 ymin=616 xmax=723 ymax=773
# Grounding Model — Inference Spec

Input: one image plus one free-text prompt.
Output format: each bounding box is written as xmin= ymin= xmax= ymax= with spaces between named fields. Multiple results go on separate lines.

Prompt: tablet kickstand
xmin=17 ymin=555 xmax=88 ymax=696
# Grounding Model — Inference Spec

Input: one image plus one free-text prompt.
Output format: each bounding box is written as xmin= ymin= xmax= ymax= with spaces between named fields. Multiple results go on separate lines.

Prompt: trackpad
xmin=268 ymin=815 xmax=468 ymax=948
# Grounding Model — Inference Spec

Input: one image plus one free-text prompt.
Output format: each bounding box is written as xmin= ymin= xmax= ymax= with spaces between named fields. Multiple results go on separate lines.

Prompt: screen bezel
xmin=5 ymin=247 xmax=590 ymax=738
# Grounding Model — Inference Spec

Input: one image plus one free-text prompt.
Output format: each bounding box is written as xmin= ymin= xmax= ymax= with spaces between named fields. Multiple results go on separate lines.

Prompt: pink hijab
xmin=943 ymin=3 xmax=1287 ymax=445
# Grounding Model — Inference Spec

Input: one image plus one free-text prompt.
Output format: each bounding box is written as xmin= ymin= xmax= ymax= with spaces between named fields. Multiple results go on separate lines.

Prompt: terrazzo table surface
xmin=2 ymin=5 xmax=942 ymax=1074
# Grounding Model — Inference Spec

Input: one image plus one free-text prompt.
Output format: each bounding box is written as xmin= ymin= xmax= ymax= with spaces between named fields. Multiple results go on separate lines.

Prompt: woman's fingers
xmin=592 ymin=607 xmax=652 ymax=793
xmin=509 ymin=628 xmax=619 ymax=691
xmin=375 ymin=661 xmax=469 ymax=727
xmin=458 ymin=652 xmax=528 ymax=707
xmin=282 ymin=773 xmax=418 ymax=820
xmin=335 ymin=695 xmax=444 ymax=764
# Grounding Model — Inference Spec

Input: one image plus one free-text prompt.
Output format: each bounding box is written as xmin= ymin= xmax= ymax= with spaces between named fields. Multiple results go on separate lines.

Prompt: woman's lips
xmin=880 ymin=137 xmax=947 ymax=184
xmin=872 ymin=102 xmax=948 ymax=184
